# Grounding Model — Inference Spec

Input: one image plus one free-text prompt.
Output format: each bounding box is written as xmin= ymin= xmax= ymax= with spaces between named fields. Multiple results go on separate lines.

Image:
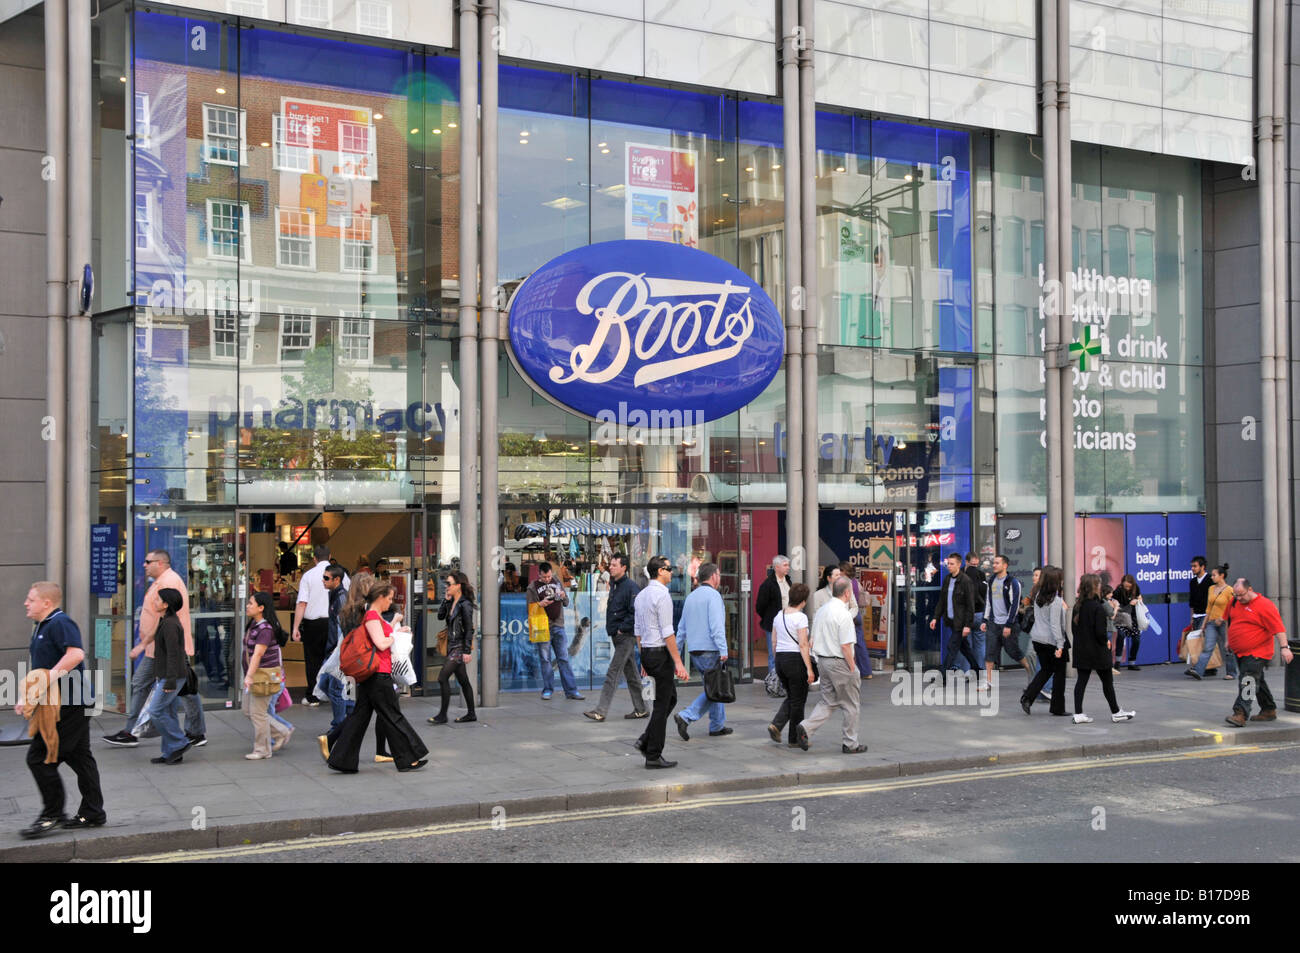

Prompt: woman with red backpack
xmin=326 ymin=584 xmax=428 ymax=774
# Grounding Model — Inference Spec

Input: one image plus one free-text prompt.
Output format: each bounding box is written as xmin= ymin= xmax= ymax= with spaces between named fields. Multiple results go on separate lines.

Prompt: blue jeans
xmin=537 ymin=625 xmax=579 ymax=696
xmin=130 ymin=654 xmax=206 ymax=737
xmin=319 ymin=673 xmax=353 ymax=731
xmin=150 ymin=679 xmax=189 ymax=757
xmin=762 ymin=626 xmax=775 ymax=675
xmin=970 ymin=612 xmax=986 ymax=669
xmin=269 ymin=687 xmax=294 ymax=731
xmin=679 ymin=651 xmax=726 ymax=733
xmin=1193 ymin=620 xmax=1238 ymax=677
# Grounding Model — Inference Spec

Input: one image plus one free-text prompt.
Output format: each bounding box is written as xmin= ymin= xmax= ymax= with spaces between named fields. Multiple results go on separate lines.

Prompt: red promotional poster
xmin=858 ymin=569 xmax=892 ymax=652
xmin=276 ymin=97 xmax=376 ymax=239
xmin=625 ymin=142 xmax=698 ymax=246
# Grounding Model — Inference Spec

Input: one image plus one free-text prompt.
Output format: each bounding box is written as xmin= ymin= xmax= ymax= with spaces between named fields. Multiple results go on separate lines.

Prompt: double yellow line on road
xmin=113 ymin=742 xmax=1295 ymax=862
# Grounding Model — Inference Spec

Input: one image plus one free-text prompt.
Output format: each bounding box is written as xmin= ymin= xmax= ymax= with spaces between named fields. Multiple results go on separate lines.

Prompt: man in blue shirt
xmin=17 ymin=581 xmax=106 ymax=839
xmin=674 ymin=563 xmax=731 ymax=740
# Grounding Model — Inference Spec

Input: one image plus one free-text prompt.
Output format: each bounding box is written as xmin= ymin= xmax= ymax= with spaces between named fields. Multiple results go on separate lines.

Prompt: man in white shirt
xmin=293 ymin=543 xmax=333 ymax=708
xmin=633 ymin=556 xmax=687 ymax=769
xmin=796 ymin=578 xmax=866 ymax=753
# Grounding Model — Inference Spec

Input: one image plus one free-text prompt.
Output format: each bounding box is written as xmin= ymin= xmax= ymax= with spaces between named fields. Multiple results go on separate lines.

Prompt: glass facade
xmin=89 ymin=9 xmax=1211 ymax=707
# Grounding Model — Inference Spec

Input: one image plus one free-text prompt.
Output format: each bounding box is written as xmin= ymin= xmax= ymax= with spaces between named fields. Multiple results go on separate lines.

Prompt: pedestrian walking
xmin=314 ymin=565 xmax=350 ymax=730
xmin=17 ymin=581 xmax=106 ymax=839
xmin=980 ymin=554 xmax=1037 ymax=691
xmin=674 ymin=563 xmax=731 ymax=740
xmin=1019 ymin=565 xmax=1069 ymax=716
xmin=326 ymin=584 xmax=429 ymax=773
xmin=586 ymin=554 xmax=648 ymax=722
xmin=1186 ymin=563 xmax=1238 ymax=681
xmin=1114 ymin=574 xmax=1143 ymax=670
xmin=839 ymin=561 xmax=873 ymax=678
xmin=242 ymin=591 xmax=292 ymax=759
xmin=754 ymin=555 xmax=791 ymax=677
xmin=1070 ymin=574 xmax=1135 ymax=724
xmin=795 ymin=578 xmax=865 ymax=753
xmin=292 ymin=543 xmax=334 ymax=707
xmin=965 ymin=552 xmax=988 ymax=672
xmin=428 ymin=571 xmax=477 ymax=724
xmin=104 ymin=549 xmax=205 ymax=748
xmin=929 ymin=553 xmax=979 ymax=680
xmin=767 ymin=583 xmax=814 ymax=746
xmin=146 ymin=588 xmax=192 ymax=765
xmin=526 ymin=562 xmax=583 ymax=701
xmin=1223 ymin=578 xmax=1293 ymax=727
xmin=633 ymin=556 xmax=687 ymax=769
xmin=319 ymin=572 xmax=374 ymax=762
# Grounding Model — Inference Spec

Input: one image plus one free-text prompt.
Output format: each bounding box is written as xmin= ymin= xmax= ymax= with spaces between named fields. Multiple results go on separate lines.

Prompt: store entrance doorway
xmin=234 ymin=509 xmax=432 ymax=707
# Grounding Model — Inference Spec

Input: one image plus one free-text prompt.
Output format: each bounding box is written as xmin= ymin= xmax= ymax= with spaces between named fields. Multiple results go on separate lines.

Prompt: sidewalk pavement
xmin=2 ymin=663 xmax=1296 ymax=860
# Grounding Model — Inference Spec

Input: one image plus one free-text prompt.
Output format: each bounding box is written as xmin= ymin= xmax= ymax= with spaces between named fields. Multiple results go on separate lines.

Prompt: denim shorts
xmin=985 ymin=622 xmax=1024 ymax=664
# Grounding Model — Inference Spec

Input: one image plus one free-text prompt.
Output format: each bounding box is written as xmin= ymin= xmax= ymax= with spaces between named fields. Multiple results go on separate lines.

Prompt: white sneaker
xmin=1072 ymin=713 xmax=1094 ymax=724
xmin=1111 ymin=710 xmax=1136 ymax=722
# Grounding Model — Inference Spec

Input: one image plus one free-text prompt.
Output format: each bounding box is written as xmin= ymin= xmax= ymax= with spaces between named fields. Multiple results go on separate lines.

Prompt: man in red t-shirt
xmin=1223 ymin=578 xmax=1294 ymax=727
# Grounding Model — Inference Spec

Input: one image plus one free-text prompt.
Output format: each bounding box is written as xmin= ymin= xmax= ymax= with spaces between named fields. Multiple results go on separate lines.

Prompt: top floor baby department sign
xmin=507 ymin=240 xmax=784 ymax=425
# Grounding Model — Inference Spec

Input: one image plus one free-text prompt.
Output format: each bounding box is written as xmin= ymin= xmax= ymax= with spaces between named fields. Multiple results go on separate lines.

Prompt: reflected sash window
xmin=225 ymin=0 xmax=268 ymax=15
xmin=273 ymin=114 xmax=313 ymax=173
xmin=293 ymin=0 xmax=331 ymax=26
xmin=135 ymin=192 xmax=153 ymax=252
xmin=338 ymin=120 xmax=376 ymax=180
xmin=134 ymin=92 xmax=151 ymax=150
xmin=210 ymin=308 xmax=255 ymax=364
xmin=278 ymin=309 xmax=316 ymax=364
xmin=340 ymin=214 xmax=376 ymax=273
xmin=276 ymin=207 xmax=317 ymax=270
xmin=202 ymin=104 xmax=247 ymax=167
xmin=339 ymin=311 xmax=374 ymax=365
xmin=356 ymin=0 xmax=392 ymax=37
xmin=205 ymin=199 xmax=251 ymax=262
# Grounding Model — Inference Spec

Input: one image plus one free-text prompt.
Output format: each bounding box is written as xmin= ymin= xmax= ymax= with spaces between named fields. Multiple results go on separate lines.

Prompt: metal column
xmin=65 ymin=0 xmax=92 ymax=627
xmin=457 ymin=0 xmax=480 ymax=594
xmin=479 ymin=0 xmax=500 ymax=706
xmin=780 ymin=0 xmax=804 ymax=580
xmin=1272 ymin=0 xmax=1293 ymax=631
xmin=44 ymin=0 xmax=68 ymax=587
xmin=1040 ymin=0 xmax=1063 ymax=571
xmin=1259 ymin=0 xmax=1280 ymax=606
xmin=798 ymin=0 xmax=819 ymax=579
xmin=1056 ymin=0 xmax=1075 ymax=592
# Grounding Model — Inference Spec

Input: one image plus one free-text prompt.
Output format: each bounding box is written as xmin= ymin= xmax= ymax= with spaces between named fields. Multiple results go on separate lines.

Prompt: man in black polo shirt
xmin=1189 ymin=556 xmax=1210 ymax=632
xmin=17 ymin=581 xmax=106 ymax=839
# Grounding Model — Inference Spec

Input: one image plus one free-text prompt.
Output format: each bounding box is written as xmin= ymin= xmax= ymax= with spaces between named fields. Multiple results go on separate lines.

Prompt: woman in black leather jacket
xmin=429 ymin=572 xmax=476 ymax=725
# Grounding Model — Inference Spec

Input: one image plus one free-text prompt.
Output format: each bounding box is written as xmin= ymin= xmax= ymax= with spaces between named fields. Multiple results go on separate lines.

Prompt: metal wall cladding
xmin=507 ymin=240 xmax=785 ymax=424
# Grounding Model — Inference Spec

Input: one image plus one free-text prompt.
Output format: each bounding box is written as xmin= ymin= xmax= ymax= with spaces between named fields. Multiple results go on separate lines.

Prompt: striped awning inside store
xmin=513 ymin=518 xmax=658 ymax=539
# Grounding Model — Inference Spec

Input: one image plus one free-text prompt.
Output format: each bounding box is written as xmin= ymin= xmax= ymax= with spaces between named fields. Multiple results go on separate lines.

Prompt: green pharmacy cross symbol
xmin=1069 ymin=326 xmax=1102 ymax=372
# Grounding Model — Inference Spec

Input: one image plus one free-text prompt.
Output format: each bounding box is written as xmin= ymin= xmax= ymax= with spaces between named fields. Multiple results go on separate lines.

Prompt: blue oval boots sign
xmin=507 ymin=240 xmax=784 ymax=424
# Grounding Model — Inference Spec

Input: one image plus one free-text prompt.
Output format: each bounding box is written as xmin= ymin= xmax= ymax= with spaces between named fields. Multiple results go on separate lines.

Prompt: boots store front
xmin=84 ymin=4 xmax=1210 ymax=712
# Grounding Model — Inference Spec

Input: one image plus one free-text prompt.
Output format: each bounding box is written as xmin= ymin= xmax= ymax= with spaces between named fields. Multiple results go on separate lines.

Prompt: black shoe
xmin=186 ymin=733 xmax=207 ymax=747
xmin=327 ymin=763 xmax=359 ymax=774
xmin=1184 ymin=669 xmax=1202 ymax=681
xmin=20 ymin=816 xmax=66 ymax=839
xmin=428 ymin=714 xmax=448 ymax=725
xmin=396 ymin=759 xmax=428 ymax=772
xmin=1128 ymin=664 xmax=1140 ymax=671
xmin=708 ymin=726 xmax=734 ymax=737
xmin=102 ymin=731 xmax=139 ymax=748
xmin=455 ymin=713 xmax=477 ymax=723
xmin=624 ymin=710 xmax=649 ymax=719
xmin=674 ymin=713 xmax=690 ymax=741
xmin=645 ymin=756 xmax=677 ymax=769
xmin=842 ymin=744 xmax=868 ymax=754
xmin=796 ymin=725 xmax=810 ymax=751
xmin=767 ymin=724 xmax=782 ymax=743
xmin=62 ymin=814 xmax=106 ymax=830
xmin=1050 ymin=710 xmax=1069 ymax=716
xmin=151 ymin=754 xmax=183 ymax=765
xmin=634 ymin=737 xmax=646 ymax=754
xmin=584 ymin=710 xmax=606 ymax=722
xmin=1019 ymin=695 xmax=1032 ymax=715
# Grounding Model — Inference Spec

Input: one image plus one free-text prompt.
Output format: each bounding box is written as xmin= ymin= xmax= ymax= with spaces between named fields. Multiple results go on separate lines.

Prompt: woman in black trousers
xmin=428 ymin=571 xmax=477 ymax=725
xmin=767 ymin=584 xmax=815 ymax=745
xmin=1020 ymin=566 xmax=1069 ymax=715
xmin=326 ymin=584 xmax=428 ymax=773
xmin=1071 ymin=574 xmax=1136 ymax=724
